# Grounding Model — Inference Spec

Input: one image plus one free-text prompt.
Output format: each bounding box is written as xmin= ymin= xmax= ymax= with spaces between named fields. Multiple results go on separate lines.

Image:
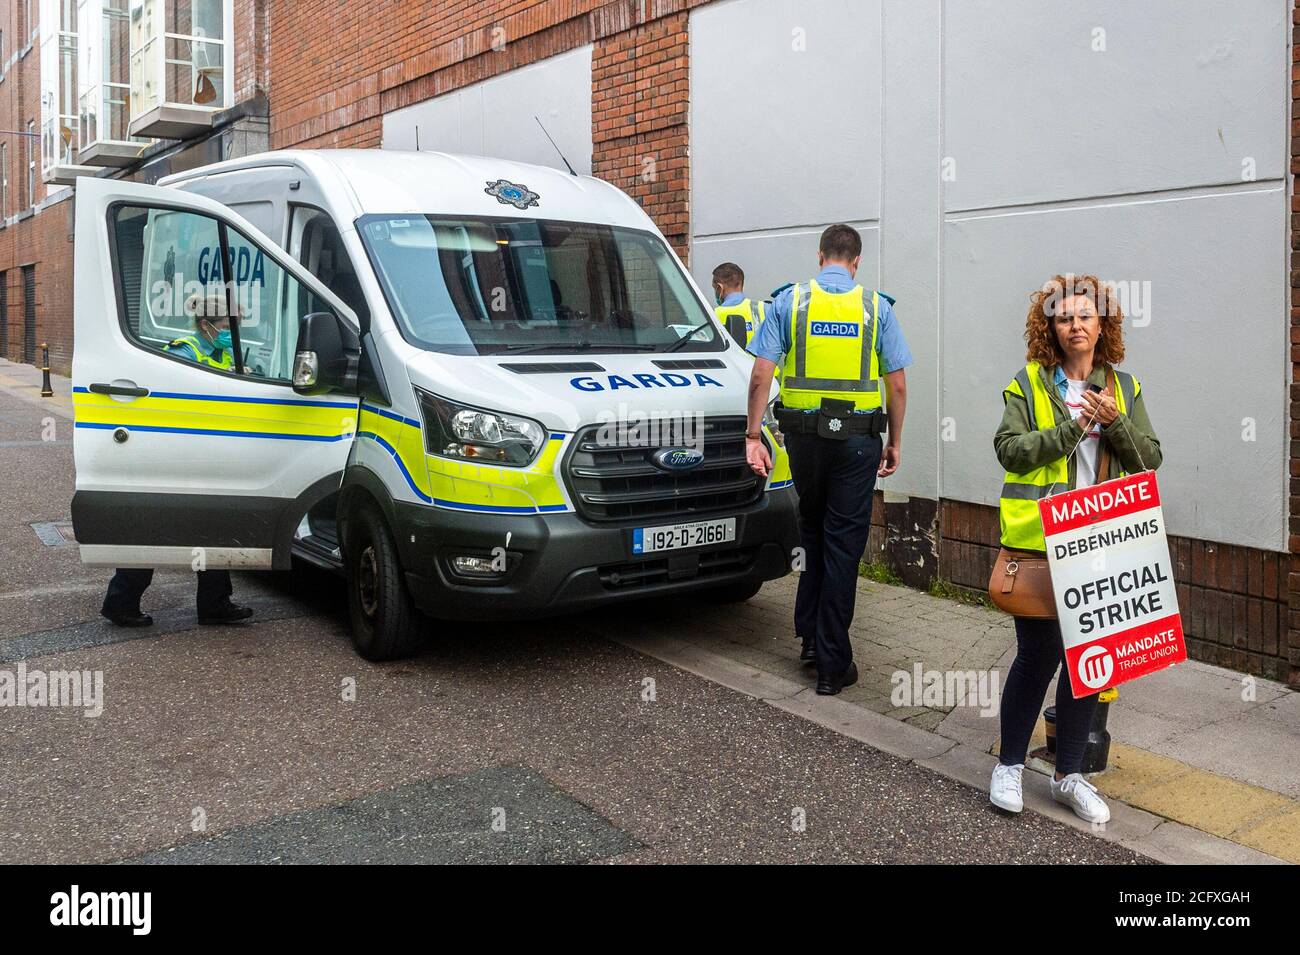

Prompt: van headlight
xmin=416 ymin=388 xmax=546 ymax=466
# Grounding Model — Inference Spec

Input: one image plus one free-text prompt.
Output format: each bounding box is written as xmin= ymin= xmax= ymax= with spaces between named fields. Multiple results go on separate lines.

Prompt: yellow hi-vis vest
xmin=779 ymin=280 xmax=881 ymax=411
xmin=715 ymin=298 xmax=766 ymax=345
xmin=999 ymin=361 xmax=1138 ymax=551
xmin=166 ymin=335 xmax=234 ymax=370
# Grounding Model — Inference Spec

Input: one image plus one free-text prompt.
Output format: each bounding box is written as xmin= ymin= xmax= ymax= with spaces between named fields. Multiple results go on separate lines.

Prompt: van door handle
xmin=88 ymin=382 xmax=150 ymax=398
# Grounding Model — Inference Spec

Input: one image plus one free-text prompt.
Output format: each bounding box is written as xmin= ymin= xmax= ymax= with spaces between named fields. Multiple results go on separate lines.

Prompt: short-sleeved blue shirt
xmin=746 ymin=265 xmax=912 ymax=376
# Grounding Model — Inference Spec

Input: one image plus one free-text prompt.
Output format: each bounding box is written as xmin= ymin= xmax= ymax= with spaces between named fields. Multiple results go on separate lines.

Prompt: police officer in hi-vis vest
xmin=744 ymin=225 xmax=912 ymax=695
xmin=711 ymin=261 xmax=767 ymax=347
xmin=100 ymin=292 xmax=255 ymax=628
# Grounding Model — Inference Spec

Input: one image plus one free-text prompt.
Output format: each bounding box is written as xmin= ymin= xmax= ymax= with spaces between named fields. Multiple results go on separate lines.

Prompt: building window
xmin=79 ymin=0 xmax=151 ymax=157
xmin=1 ymin=143 xmax=8 ymax=217
xmin=129 ymin=0 xmax=229 ymax=124
xmin=41 ymin=0 xmax=84 ymax=179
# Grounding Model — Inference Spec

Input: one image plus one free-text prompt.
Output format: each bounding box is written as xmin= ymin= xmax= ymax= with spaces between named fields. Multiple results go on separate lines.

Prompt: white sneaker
xmin=989 ymin=762 xmax=1024 ymax=813
xmin=1051 ymin=772 xmax=1111 ymax=824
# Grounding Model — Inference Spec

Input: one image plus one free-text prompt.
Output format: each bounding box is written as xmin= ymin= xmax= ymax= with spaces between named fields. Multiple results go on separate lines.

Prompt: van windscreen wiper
xmin=497 ymin=341 xmax=657 ymax=354
xmin=662 ymin=321 xmax=716 ymax=352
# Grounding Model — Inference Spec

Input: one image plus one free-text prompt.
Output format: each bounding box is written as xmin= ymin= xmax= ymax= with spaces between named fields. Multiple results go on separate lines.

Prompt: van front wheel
xmin=345 ymin=504 xmax=425 ymax=661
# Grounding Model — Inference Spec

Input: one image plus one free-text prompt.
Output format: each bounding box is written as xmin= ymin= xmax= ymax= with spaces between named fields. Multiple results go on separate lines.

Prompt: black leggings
xmin=998 ymin=616 xmax=1099 ymax=776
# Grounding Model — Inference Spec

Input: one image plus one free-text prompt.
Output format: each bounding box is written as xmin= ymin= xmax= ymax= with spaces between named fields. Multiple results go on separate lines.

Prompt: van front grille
xmin=563 ymin=416 xmax=765 ymax=523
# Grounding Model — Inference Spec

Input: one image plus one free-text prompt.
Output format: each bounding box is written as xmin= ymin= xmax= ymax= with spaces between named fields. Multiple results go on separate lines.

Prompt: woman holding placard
xmin=988 ymin=274 xmax=1162 ymax=824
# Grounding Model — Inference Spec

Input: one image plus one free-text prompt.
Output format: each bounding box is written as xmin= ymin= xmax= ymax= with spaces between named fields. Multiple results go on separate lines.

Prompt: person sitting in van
xmin=100 ymin=290 xmax=254 ymax=629
xmin=164 ymin=290 xmax=239 ymax=368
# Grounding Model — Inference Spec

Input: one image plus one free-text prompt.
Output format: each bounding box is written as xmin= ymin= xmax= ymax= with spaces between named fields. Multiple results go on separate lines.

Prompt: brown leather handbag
xmin=988 ymin=548 xmax=1057 ymax=618
xmin=988 ymin=369 xmax=1115 ymax=618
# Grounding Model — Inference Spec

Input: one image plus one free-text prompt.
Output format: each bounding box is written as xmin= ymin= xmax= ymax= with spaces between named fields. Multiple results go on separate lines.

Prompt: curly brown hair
xmin=1024 ymin=273 xmax=1125 ymax=367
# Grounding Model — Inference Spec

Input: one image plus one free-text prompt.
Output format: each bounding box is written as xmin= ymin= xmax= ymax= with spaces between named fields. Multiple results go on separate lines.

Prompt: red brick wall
xmin=591 ymin=11 xmax=690 ymax=259
xmin=0 ymin=0 xmax=75 ymax=372
xmin=232 ymin=0 xmax=269 ymax=104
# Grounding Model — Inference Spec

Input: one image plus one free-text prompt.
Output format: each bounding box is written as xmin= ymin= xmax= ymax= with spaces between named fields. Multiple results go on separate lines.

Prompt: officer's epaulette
xmin=769 ymin=282 xmax=794 ymax=299
xmin=876 ymin=290 xmax=897 ymax=306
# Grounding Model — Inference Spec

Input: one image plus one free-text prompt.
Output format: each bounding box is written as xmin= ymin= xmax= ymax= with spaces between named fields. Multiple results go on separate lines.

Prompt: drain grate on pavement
xmin=31 ymin=521 xmax=76 ymax=547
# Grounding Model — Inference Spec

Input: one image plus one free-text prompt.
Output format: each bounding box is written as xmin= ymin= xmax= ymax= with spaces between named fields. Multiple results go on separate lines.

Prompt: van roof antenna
xmin=535 ymin=116 xmax=577 ymax=176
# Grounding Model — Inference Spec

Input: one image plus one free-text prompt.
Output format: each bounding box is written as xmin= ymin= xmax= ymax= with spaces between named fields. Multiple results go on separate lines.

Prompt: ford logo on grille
xmin=651 ymin=447 xmax=705 ymax=471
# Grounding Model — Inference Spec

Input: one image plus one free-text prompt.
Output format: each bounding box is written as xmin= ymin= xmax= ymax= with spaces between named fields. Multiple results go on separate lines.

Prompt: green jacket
xmin=994 ymin=363 xmax=1162 ymax=490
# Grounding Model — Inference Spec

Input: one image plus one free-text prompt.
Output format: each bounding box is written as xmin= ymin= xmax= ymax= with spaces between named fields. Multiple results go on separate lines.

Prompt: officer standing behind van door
xmin=100 ymin=292 xmax=255 ymax=628
xmin=711 ymin=262 xmax=767 ymax=346
xmin=743 ymin=224 xmax=911 ymax=695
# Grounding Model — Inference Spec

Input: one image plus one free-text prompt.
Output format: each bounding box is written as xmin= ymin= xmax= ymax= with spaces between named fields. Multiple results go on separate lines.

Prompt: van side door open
xmin=71 ymin=178 xmax=361 ymax=571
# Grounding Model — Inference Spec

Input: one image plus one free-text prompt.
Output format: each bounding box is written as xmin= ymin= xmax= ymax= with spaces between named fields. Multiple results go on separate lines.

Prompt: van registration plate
xmin=632 ymin=518 xmax=736 ymax=555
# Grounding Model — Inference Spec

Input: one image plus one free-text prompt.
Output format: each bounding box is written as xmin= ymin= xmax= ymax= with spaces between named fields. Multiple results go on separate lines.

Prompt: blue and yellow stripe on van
xmin=766 ymin=425 xmax=793 ymax=490
xmin=358 ymin=403 xmax=572 ymax=514
xmin=72 ymin=387 xmax=360 ymax=442
xmin=759 ymin=428 xmax=790 ymax=493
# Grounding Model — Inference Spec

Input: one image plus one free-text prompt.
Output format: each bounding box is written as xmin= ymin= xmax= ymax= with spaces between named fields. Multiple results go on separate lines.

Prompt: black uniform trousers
xmin=102 ymin=568 xmax=233 ymax=617
xmin=785 ymin=429 xmax=882 ymax=681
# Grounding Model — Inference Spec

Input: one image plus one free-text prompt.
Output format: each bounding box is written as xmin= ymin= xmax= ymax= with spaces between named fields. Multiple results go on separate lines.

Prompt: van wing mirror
xmin=293 ymin=311 xmax=361 ymax=395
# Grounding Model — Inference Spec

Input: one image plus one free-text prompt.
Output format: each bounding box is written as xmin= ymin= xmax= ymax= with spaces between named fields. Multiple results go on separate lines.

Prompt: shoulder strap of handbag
xmin=1096 ymin=365 xmax=1116 ymax=483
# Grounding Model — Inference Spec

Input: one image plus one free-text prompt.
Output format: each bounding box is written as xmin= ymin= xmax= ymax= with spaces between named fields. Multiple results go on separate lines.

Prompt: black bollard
xmin=1081 ymin=687 xmax=1117 ymax=774
xmin=40 ymin=342 xmax=53 ymax=397
xmin=1042 ymin=685 xmax=1116 ymax=774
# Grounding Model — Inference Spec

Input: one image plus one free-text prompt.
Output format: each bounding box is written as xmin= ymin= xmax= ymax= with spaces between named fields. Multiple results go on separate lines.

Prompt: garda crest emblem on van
xmin=651 ymin=447 xmax=705 ymax=472
xmin=485 ymin=179 xmax=540 ymax=210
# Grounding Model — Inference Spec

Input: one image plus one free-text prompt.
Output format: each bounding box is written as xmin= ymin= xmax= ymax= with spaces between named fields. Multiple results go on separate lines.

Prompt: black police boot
xmin=799 ymin=636 xmax=816 ymax=665
xmin=816 ymin=660 xmax=858 ymax=696
xmin=101 ymin=609 xmax=153 ymax=628
xmin=197 ymin=602 xmax=255 ymax=625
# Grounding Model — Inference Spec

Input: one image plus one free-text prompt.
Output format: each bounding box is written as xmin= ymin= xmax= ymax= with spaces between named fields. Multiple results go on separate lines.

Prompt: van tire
xmin=699 ymin=580 xmax=763 ymax=604
xmin=345 ymin=503 xmax=425 ymax=661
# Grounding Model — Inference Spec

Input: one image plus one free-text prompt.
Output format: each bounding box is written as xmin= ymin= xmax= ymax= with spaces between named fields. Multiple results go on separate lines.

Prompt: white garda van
xmin=71 ymin=150 xmax=798 ymax=659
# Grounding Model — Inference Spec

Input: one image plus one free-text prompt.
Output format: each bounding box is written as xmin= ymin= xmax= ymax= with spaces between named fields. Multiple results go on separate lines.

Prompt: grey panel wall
xmin=942 ymin=186 xmax=1285 ymax=549
xmin=689 ymin=0 xmax=882 ymax=301
xmin=944 ymin=0 xmax=1285 ymax=210
xmin=382 ymin=46 xmax=594 ymax=174
xmin=939 ymin=0 xmax=1289 ymax=551
xmin=689 ymin=0 xmax=1289 ymax=551
xmin=693 ymin=223 xmax=880 ymax=301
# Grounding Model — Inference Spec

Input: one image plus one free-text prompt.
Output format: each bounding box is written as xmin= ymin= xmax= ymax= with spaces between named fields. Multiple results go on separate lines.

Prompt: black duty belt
xmin=775 ymin=407 xmax=886 ymax=437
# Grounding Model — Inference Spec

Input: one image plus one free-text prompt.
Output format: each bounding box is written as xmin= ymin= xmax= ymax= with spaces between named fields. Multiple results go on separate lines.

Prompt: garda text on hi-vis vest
xmin=1038 ymin=472 xmax=1186 ymax=698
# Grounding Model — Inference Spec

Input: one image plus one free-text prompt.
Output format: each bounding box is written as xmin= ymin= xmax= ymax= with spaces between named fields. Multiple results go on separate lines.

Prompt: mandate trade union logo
xmin=1077 ymin=644 xmax=1114 ymax=690
xmin=485 ymin=179 xmax=540 ymax=210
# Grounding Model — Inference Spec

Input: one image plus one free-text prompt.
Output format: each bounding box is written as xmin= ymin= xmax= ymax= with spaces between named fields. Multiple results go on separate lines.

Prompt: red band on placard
xmin=1038 ymin=471 xmax=1161 ymax=537
xmin=1063 ymin=612 xmax=1185 ymax=698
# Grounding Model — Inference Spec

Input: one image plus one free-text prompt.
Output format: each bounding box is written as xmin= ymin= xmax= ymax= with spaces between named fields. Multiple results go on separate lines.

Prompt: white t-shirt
xmin=1065 ymin=379 xmax=1102 ymax=488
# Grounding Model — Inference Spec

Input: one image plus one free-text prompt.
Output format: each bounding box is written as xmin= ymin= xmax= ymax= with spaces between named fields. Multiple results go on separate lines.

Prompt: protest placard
xmin=1039 ymin=471 xmax=1186 ymax=698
